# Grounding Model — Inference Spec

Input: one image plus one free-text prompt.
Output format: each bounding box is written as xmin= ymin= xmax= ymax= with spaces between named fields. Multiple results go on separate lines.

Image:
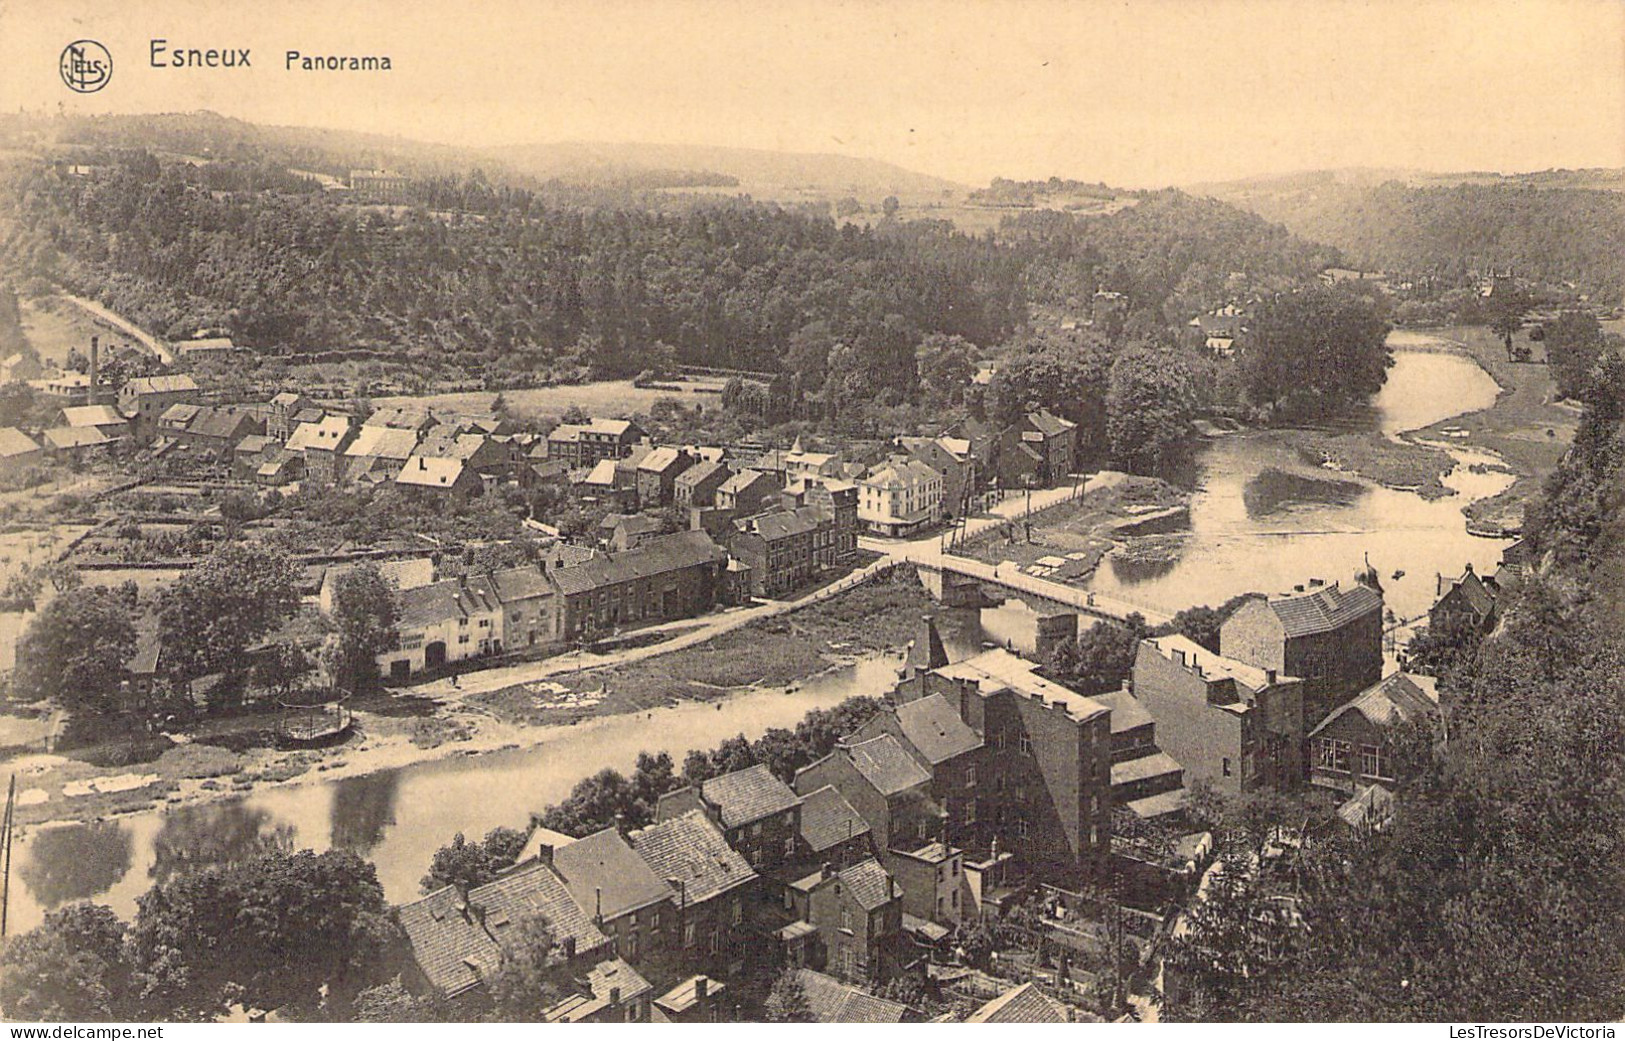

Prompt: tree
xmin=1485 ymin=287 xmax=1530 ymax=359
xmin=762 ymin=969 xmax=815 ymax=1022
xmin=160 ymin=543 xmax=300 ymax=680
xmin=421 ymin=826 xmax=529 ymax=894
xmin=0 ymin=904 xmax=132 ymax=1021
xmin=915 ymin=332 xmax=978 ymax=408
xmin=327 ymin=563 xmax=400 ymax=692
xmin=988 ymin=330 xmax=1114 ymax=452
xmin=1152 ymin=593 xmax=1259 ymax=653
xmin=486 ymin=913 xmax=571 ymax=1021
xmin=1542 ymin=309 xmax=1605 ymax=399
xmin=1106 ymin=342 xmax=1198 ymax=476
xmin=13 ymin=586 xmax=138 ymax=716
xmin=1240 ymin=287 xmax=1392 ymax=421
xmin=1400 ymin=611 xmax=1485 ymax=695
xmin=127 ymin=849 xmax=397 ymax=1020
xmin=536 ymin=767 xmax=639 ymax=836
xmin=1048 ymin=615 xmax=1147 ymax=695
xmin=353 ymin=977 xmax=448 ymax=1022
xmin=252 ymin=640 xmax=312 ymax=701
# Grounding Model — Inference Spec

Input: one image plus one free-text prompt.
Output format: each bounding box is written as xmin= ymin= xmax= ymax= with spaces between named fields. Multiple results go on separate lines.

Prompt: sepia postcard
xmin=0 ymin=0 xmax=1620 ymax=1028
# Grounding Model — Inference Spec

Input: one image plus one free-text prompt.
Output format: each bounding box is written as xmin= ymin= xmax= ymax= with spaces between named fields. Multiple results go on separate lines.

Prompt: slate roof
xmin=1337 ymin=783 xmax=1396 ymax=830
xmin=629 ymin=809 xmax=756 ymax=906
xmin=637 ymin=446 xmax=688 ymax=474
xmin=234 ymin=434 xmax=277 ymax=455
xmin=844 ymin=734 xmax=931 ymax=796
xmin=343 ymin=424 xmax=419 ymax=459
xmin=1309 ymin=672 xmax=1437 ymax=738
xmin=718 ymin=469 xmax=779 ymax=496
xmin=396 ymin=861 xmax=609 ymax=998
xmin=700 ymin=763 xmax=801 ymax=829
xmin=548 ymin=530 xmax=721 ymax=597
xmin=936 ymin=648 xmax=1108 ymax=724
xmin=1146 ymin=634 xmax=1274 ymax=692
xmin=543 ymin=959 xmax=653 ymax=1023
xmin=1267 ymin=581 xmax=1383 ymax=638
xmin=1111 ymin=751 xmax=1184 ymax=787
xmin=43 ymin=426 xmax=109 ymax=450
xmin=654 ymin=975 xmax=725 ymax=1016
xmin=795 ymin=969 xmax=907 ymax=1023
xmin=838 ymin=857 xmax=899 ymax=911
xmin=1026 ymin=408 xmax=1077 ymax=438
xmin=744 ymin=506 xmax=822 ymax=542
xmin=396 ymin=578 xmax=499 ymax=629
xmin=0 ymin=427 xmax=40 ymax=458
xmin=415 ymin=431 xmax=488 ymax=460
xmin=1093 ymin=688 xmax=1155 ymax=734
xmin=270 ymin=391 xmax=306 ymax=407
xmin=675 ymin=459 xmax=729 ymax=490
xmin=287 ymin=415 xmax=353 ymax=452
xmin=60 ymin=404 xmax=126 ymax=428
xmin=798 ymin=784 xmax=870 ymax=853
xmin=158 ymin=403 xmax=199 ymax=425
xmin=486 ymin=565 xmax=553 ymax=604
xmin=397 ymin=456 xmax=470 ymax=489
xmin=552 ymin=827 xmax=672 ymax=921
xmin=123 ymin=374 xmax=197 ymax=395
xmin=966 ymin=982 xmax=1069 ymax=1023
xmin=894 ymin=693 xmax=982 ymax=764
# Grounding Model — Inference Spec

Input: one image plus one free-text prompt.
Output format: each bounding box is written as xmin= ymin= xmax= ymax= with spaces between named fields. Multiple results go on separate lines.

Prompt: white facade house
xmin=857 ymin=459 xmax=943 ymax=537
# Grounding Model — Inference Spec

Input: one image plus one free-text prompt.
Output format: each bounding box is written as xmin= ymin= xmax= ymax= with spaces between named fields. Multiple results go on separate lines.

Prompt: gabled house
xmin=635 ymin=446 xmax=695 ymax=508
xmin=857 ymin=460 xmax=943 ymax=537
xmin=784 ymin=857 xmax=904 ymax=982
xmin=396 ymin=859 xmax=652 ymax=1021
xmin=118 ymin=374 xmax=199 ymax=440
xmin=1430 ymin=562 xmax=1499 ymax=633
xmin=341 ymin=423 xmax=420 ymax=482
xmin=715 ymin=469 xmax=782 ymax=516
xmin=286 ymin=414 xmax=356 ymax=484
xmin=795 ymin=784 xmax=874 ymax=870
xmin=546 ymin=530 xmax=725 ymax=641
xmin=656 ymin=763 xmax=802 ymax=871
xmin=674 ymin=459 xmax=732 ymax=509
xmin=852 ymin=692 xmax=982 ymax=849
xmin=377 ymin=577 xmax=502 ymax=679
xmin=397 ymin=455 xmax=484 ymax=498
xmin=629 ymin=810 xmax=758 ymax=976
xmin=792 ymin=968 xmax=908 ymax=1023
xmin=548 ymin=827 xmax=675 ymax=965
xmin=725 ymin=507 xmax=826 ymax=598
xmin=1220 ymin=577 xmax=1384 ymax=730
xmin=1308 ymin=672 xmax=1438 ymax=795
xmin=897 ymin=436 xmax=978 ymax=518
xmin=994 ymin=409 xmax=1077 ymax=489
xmin=0 ymin=427 xmax=43 ymax=476
xmin=546 ymin=417 xmax=645 ymax=469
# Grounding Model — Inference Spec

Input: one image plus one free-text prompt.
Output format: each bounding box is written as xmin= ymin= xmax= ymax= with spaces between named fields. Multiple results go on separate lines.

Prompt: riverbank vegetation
xmin=1164 ymin=355 xmax=1625 ymax=1021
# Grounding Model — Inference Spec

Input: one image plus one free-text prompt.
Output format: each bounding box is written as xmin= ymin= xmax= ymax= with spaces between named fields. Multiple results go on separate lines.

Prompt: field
xmin=468 ymin=566 xmax=934 ymax=725
xmin=372 ymin=377 xmax=725 ymax=421
xmin=1411 ymin=325 xmax=1578 ymax=534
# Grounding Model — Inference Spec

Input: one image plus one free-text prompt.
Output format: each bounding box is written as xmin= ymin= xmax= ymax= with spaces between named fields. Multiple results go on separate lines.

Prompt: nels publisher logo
xmin=60 ymin=40 xmax=113 ymax=93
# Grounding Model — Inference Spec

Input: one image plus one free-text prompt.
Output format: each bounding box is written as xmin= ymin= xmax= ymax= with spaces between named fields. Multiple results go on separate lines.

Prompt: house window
xmin=1223 ymin=757 xmax=1232 ymax=777
xmin=1019 ymin=734 xmax=1032 ymax=757
xmin=841 ymin=906 xmax=852 ymax=931
xmin=1316 ymin=738 xmax=1351 ymax=773
xmin=627 ymin=931 xmax=639 ymax=959
xmin=731 ymin=897 xmax=743 ymax=925
xmin=965 ymin=765 xmax=976 ymax=787
xmin=1360 ymin=743 xmax=1391 ymax=780
xmin=749 ymin=822 xmax=762 ymax=839
xmin=684 ymin=921 xmax=697 ymax=947
xmin=1016 ymin=819 xmax=1030 ymax=840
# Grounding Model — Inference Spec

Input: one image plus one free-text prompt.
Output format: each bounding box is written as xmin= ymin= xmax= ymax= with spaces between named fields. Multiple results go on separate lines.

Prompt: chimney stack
xmin=695 ymin=977 xmax=708 ymax=1000
xmin=533 ymin=842 xmax=553 ymax=868
xmin=821 ymin=862 xmax=833 ymax=881
xmin=1265 ymin=668 xmax=1277 ymax=685
xmin=87 ymin=336 xmax=99 ymax=404
xmin=562 ymin=936 xmax=577 ymax=960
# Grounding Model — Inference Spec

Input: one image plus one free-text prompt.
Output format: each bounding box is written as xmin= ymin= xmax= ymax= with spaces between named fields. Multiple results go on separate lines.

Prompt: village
xmin=0 ymin=320 xmax=1537 ymax=1022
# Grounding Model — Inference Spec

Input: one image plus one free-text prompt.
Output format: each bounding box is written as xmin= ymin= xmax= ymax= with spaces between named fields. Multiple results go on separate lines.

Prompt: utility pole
xmin=1 ymin=774 xmax=15 ymax=939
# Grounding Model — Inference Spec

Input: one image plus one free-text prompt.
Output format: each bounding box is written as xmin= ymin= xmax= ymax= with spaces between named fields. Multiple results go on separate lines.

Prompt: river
xmin=4 ymin=337 xmax=1515 ymax=932
xmin=1081 ymin=342 xmax=1515 ymax=625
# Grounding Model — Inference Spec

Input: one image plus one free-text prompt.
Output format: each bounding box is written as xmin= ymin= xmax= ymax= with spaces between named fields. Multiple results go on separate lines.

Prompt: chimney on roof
xmin=695 ymin=977 xmax=708 ymax=1000
xmin=1265 ymin=668 xmax=1277 ymax=685
xmin=1293 ymin=584 xmax=1305 ymax=593
xmin=533 ymin=842 xmax=553 ymax=868
xmin=562 ymin=936 xmax=577 ymax=961
xmin=595 ymin=885 xmax=603 ymax=923
xmin=1309 ymin=577 xmax=1324 ymax=588
xmin=609 ymin=986 xmax=621 ymax=1006
xmin=821 ymin=862 xmax=834 ymax=881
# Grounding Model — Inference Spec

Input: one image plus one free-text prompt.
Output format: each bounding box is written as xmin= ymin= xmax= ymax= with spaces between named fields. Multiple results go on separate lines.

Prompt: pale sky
xmin=2 ymin=0 xmax=1622 ymax=187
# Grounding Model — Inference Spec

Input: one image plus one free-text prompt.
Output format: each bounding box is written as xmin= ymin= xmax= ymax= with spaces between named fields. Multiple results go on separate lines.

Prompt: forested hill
xmin=1195 ymin=171 xmax=1625 ymax=302
xmin=0 ymin=138 xmax=1337 ymax=391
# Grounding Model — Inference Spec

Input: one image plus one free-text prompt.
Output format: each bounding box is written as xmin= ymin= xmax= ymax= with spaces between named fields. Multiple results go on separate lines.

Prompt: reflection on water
xmin=1083 ymin=347 xmax=1516 ymax=625
xmin=3 ymin=345 xmax=1513 ymax=930
xmin=17 ymin=821 xmax=132 ymax=910
xmin=1242 ymin=468 xmax=1365 ymax=519
xmin=329 ymin=772 xmax=400 ymax=857
xmin=149 ymin=802 xmax=295 ymax=885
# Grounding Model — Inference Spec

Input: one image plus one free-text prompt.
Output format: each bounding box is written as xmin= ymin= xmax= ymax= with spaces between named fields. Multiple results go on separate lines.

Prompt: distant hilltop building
xmin=348 ymin=169 xmax=409 ymax=203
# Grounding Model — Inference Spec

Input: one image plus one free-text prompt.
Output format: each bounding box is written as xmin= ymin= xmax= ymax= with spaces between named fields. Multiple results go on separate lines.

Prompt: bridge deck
xmin=915 ymin=553 xmax=1173 ymax=626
